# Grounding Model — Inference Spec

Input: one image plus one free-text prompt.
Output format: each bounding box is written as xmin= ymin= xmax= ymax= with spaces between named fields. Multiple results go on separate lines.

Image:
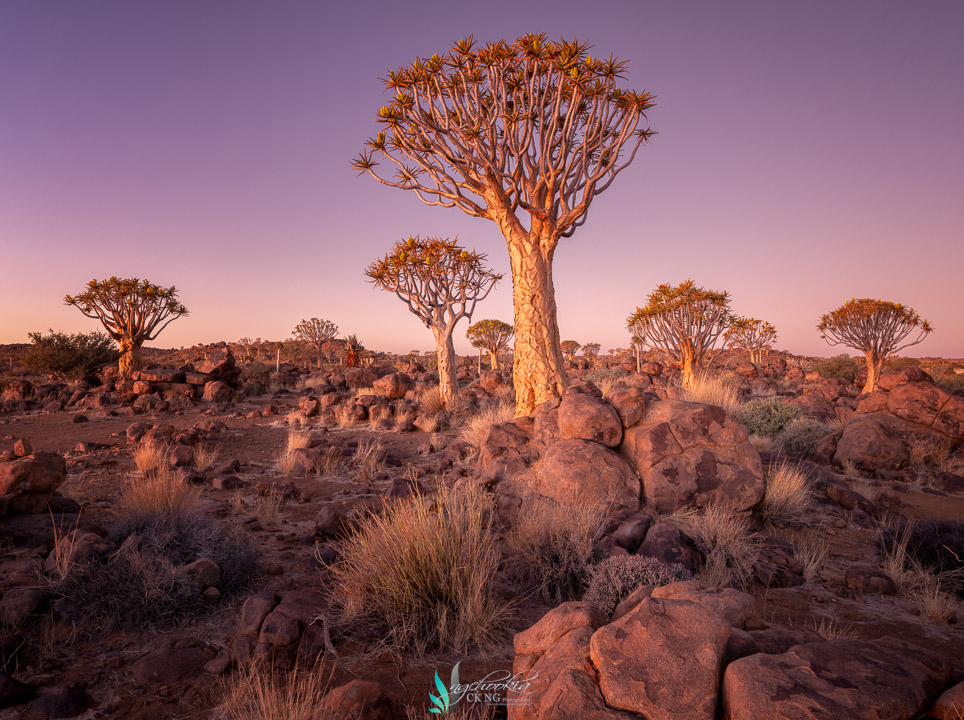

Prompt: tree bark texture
xmin=118 ymin=338 xmax=143 ymax=379
xmin=433 ymin=325 xmax=459 ymax=410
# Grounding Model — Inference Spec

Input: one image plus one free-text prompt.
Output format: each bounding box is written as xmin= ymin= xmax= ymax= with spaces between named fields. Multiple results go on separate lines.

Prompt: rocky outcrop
xmin=0 ymin=452 xmax=67 ymax=515
xmin=535 ymin=439 xmax=640 ymax=512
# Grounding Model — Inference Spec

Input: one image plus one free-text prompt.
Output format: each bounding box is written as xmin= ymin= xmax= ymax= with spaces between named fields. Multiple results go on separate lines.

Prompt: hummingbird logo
xmin=428 ymin=662 xmax=461 ymax=714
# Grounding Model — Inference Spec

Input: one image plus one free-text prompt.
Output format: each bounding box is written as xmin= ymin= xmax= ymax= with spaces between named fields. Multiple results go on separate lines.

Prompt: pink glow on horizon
xmin=1 ymin=1 xmax=962 ymax=358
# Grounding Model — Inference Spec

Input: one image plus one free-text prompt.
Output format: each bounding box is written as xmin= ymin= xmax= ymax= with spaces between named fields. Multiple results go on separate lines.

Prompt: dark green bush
xmin=23 ymin=329 xmax=118 ymax=383
xmin=814 ymin=354 xmax=858 ymax=383
xmin=738 ymin=397 xmax=800 ymax=438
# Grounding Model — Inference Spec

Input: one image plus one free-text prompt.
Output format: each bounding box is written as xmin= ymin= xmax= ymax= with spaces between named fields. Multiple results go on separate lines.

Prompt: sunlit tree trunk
xmin=863 ymin=350 xmax=883 ymax=394
xmin=118 ymin=338 xmax=143 ymax=379
xmin=432 ymin=325 xmax=459 ymax=408
xmin=489 ymin=352 xmax=499 ymax=371
xmin=680 ymin=344 xmax=697 ymax=388
xmin=506 ymin=231 xmax=568 ymax=416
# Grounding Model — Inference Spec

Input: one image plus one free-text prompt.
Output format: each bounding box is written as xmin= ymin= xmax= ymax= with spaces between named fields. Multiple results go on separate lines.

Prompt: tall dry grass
xmin=458 ymin=403 xmax=516 ymax=455
xmin=219 ymin=662 xmax=332 ymax=720
xmin=680 ymin=372 xmax=741 ymax=415
xmin=758 ymin=461 xmax=812 ymax=525
xmin=666 ymin=503 xmax=759 ymax=588
xmin=330 ymin=484 xmax=504 ymax=655
xmin=122 ymin=464 xmax=199 ymax=522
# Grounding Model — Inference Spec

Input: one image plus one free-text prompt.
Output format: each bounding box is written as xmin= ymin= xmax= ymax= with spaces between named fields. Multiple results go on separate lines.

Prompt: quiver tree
xmin=725 ymin=317 xmax=777 ymax=365
xmin=466 ymin=319 xmax=514 ymax=371
xmin=354 ymin=34 xmax=656 ymax=414
xmin=581 ymin=342 xmax=601 ymax=366
xmin=627 ymin=280 xmax=731 ymax=388
xmin=292 ymin=318 xmax=339 ymax=368
xmin=818 ymin=298 xmax=933 ymax=394
xmin=65 ymin=277 xmax=187 ymax=379
xmin=560 ymin=340 xmax=581 ymax=362
xmin=366 ymin=236 xmax=501 ymax=408
xmin=344 ymin=335 xmax=363 ymax=368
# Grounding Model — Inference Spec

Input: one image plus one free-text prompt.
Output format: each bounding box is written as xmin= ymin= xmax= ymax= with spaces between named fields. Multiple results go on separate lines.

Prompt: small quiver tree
xmin=725 ymin=317 xmax=777 ymax=365
xmin=466 ymin=319 xmax=514 ymax=371
xmin=354 ymin=34 xmax=656 ymax=415
xmin=65 ymin=277 xmax=187 ymax=379
xmin=292 ymin=318 xmax=339 ymax=369
xmin=581 ymin=342 xmax=601 ymax=366
xmin=343 ymin=335 xmax=363 ymax=368
xmin=560 ymin=341 xmax=581 ymax=363
xmin=627 ymin=280 xmax=731 ymax=388
xmin=366 ymin=236 xmax=501 ymax=408
xmin=818 ymin=298 xmax=932 ymax=394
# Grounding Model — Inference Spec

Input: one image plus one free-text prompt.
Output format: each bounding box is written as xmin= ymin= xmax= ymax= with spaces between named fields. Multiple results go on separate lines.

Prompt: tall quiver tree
xmin=292 ymin=318 xmax=339 ymax=369
xmin=725 ymin=317 xmax=777 ymax=365
xmin=354 ymin=34 xmax=656 ymax=415
xmin=466 ymin=319 xmax=514 ymax=371
xmin=627 ymin=280 xmax=731 ymax=388
xmin=818 ymin=298 xmax=933 ymax=394
xmin=366 ymin=236 xmax=501 ymax=408
xmin=65 ymin=277 xmax=187 ymax=379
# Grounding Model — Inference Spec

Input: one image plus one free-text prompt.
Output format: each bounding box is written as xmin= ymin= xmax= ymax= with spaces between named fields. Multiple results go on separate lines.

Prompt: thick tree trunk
xmin=118 ymin=337 xmax=143 ymax=379
xmin=862 ymin=351 xmax=882 ymax=394
xmin=506 ymin=234 xmax=568 ymax=416
xmin=478 ymin=347 xmax=482 ymax=374
xmin=433 ymin=325 xmax=458 ymax=409
xmin=489 ymin=350 xmax=499 ymax=371
xmin=680 ymin=344 xmax=698 ymax=388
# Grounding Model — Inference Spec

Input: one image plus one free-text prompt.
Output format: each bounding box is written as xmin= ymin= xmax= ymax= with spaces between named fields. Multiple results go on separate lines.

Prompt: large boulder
xmin=620 ymin=401 xmax=764 ymax=513
xmin=589 ymin=597 xmax=729 ymax=720
xmin=833 ymin=412 xmax=911 ymax=471
xmin=557 ymin=393 xmax=623 ymax=447
xmin=0 ymin=452 xmax=67 ymax=514
xmin=372 ymin=372 xmax=414 ymax=400
xmin=535 ymin=439 xmax=640 ymax=512
xmin=478 ymin=421 xmax=540 ymax=484
xmin=888 ymin=382 xmax=964 ymax=440
xmin=605 ymin=386 xmax=647 ymax=429
xmin=721 ymin=637 xmax=952 ymax=720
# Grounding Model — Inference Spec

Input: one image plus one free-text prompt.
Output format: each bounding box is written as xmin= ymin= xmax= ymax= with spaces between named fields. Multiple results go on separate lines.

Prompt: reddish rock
xmin=928 ymin=681 xmax=964 ymax=720
xmin=637 ymin=522 xmax=698 ymax=570
xmin=788 ymin=391 xmax=835 ymax=420
xmin=322 ymin=680 xmax=392 ymax=720
xmin=878 ymin=366 xmax=932 ymax=390
xmin=557 ymin=393 xmax=623 ymax=447
xmin=0 ymin=452 xmax=67 ymax=514
xmin=372 ymin=372 xmax=414 ymax=400
xmin=834 ymin=413 xmax=909 ymax=471
xmin=641 ymin=362 xmax=662 ymax=376
xmin=611 ymin=512 xmax=653 ymax=553
xmin=131 ymin=644 xmax=209 ymax=685
xmin=479 ymin=371 xmax=504 ymax=394
xmin=0 ymin=587 xmax=49 ymax=627
xmin=202 ymin=380 xmax=234 ymax=403
xmin=535 ymin=439 xmax=640 ymax=512
xmin=845 ymin=565 xmax=898 ymax=595
xmin=721 ymin=637 xmax=952 ymax=720
xmin=590 ymin=597 xmax=729 ymax=720
xmin=479 ymin=422 xmax=539 ymax=483
xmin=12 ymin=439 xmax=32 ymax=458
xmin=649 ymin=582 xmax=755 ymax=627
xmin=725 ymin=624 xmax=823 ymax=664
xmin=620 ymin=400 xmax=764 ymax=513
xmin=606 ymin=386 xmax=647 ymax=429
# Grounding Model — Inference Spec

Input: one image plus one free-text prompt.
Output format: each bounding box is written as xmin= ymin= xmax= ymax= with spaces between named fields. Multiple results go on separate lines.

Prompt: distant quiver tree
xmin=366 ymin=236 xmax=501 ymax=408
xmin=466 ymin=319 xmax=514 ymax=371
xmin=818 ymin=298 xmax=932 ymax=394
xmin=292 ymin=318 xmax=339 ymax=369
xmin=65 ymin=277 xmax=187 ymax=379
xmin=354 ymin=33 xmax=656 ymax=414
xmin=725 ymin=317 xmax=777 ymax=365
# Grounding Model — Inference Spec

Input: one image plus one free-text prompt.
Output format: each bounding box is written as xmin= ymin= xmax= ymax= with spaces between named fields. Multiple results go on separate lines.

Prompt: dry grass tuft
xmin=218 ymin=662 xmax=332 ymax=720
xmin=839 ymin=458 xmax=862 ymax=478
xmin=748 ymin=433 xmax=776 ymax=453
xmin=47 ymin=510 xmax=83 ymax=581
xmin=336 ymin=411 xmax=357 ymax=430
xmin=330 ymin=484 xmax=504 ymax=655
xmin=794 ymin=533 xmax=829 ymax=583
xmin=287 ymin=430 xmax=313 ymax=452
xmin=666 ymin=503 xmax=759 ymax=588
xmin=504 ymin=498 xmax=608 ymax=603
xmin=458 ymin=403 xmax=516 ymax=455
xmin=193 ymin=443 xmax=221 ymax=471
xmin=681 ymin=372 xmax=741 ymax=415
xmin=813 ymin=616 xmax=857 ymax=640
xmin=253 ymin=486 xmax=286 ymax=525
xmin=419 ymin=386 xmax=446 ymax=414
xmin=133 ymin=442 xmax=169 ymax=475
xmin=758 ymin=461 xmax=812 ymax=525
xmin=353 ymin=438 xmax=384 ymax=474
xmin=121 ymin=465 xmax=200 ymax=521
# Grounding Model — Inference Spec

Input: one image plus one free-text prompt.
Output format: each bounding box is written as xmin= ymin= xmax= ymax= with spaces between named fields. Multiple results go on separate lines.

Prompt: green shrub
xmin=738 ymin=397 xmax=800 ymax=437
xmin=54 ymin=513 xmax=257 ymax=629
xmin=584 ymin=555 xmax=691 ymax=616
xmin=814 ymin=354 xmax=858 ymax=383
xmin=776 ymin=418 xmax=831 ymax=458
xmin=23 ymin=330 xmax=118 ymax=383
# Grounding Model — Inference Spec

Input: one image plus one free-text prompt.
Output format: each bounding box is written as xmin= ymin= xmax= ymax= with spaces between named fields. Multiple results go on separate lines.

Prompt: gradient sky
xmin=1 ymin=0 xmax=962 ymax=358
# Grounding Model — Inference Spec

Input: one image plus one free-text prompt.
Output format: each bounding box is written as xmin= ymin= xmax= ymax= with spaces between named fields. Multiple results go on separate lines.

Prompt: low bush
xmin=503 ymin=498 xmax=608 ymax=603
xmin=330 ymin=484 xmax=503 ymax=654
xmin=666 ymin=504 xmax=759 ymax=588
xmin=54 ymin=512 xmax=257 ymax=629
xmin=583 ymin=555 xmax=691 ymax=616
xmin=775 ymin=418 xmax=831 ymax=458
xmin=814 ymin=354 xmax=858 ymax=383
xmin=22 ymin=329 xmax=118 ymax=384
xmin=738 ymin=397 xmax=799 ymax=438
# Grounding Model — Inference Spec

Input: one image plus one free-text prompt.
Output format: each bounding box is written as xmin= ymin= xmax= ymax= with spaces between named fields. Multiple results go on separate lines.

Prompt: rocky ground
xmin=1 ymin=346 xmax=963 ymax=719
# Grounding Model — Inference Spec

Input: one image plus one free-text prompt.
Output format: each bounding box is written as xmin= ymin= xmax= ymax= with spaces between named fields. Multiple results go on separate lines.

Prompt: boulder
xmin=479 ymin=371 xmax=504 ymax=394
xmin=478 ymin=422 xmax=539 ymax=483
xmin=606 ymin=386 xmax=647 ymax=429
xmin=29 ymin=684 xmax=90 ymax=718
xmin=649 ymin=582 xmax=755 ymax=627
xmin=637 ymin=522 xmax=698 ymax=570
xmin=131 ymin=643 xmax=210 ymax=685
xmin=928 ymin=681 xmax=964 ymax=720
xmin=202 ymin=380 xmax=234 ymax=404
xmin=844 ymin=565 xmax=898 ymax=595
xmin=372 ymin=372 xmax=414 ymax=400
xmin=620 ymin=400 xmax=764 ymax=513
xmin=535 ymin=439 xmax=640 ymax=511
xmin=725 ymin=624 xmax=823 ymax=664
xmin=889 ymin=382 xmax=964 ymax=440
xmin=788 ymin=392 xmax=836 ymax=420
xmin=721 ymin=637 xmax=952 ymax=720
xmin=198 ymin=347 xmax=239 ymax=384
xmin=557 ymin=393 xmax=622 ymax=447
xmin=878 ymin=366 xmax=932 ymax=390
xmin=0 ymin=587 xmax=49 ymax=627
xmin=322 ymin=680 xmax=392 ymax=720
xmin=0 ymin=452 xmax=67 ymax=514
xmin=611 ymin=512 xmax=653 ymax=553
xmin=833 ymin=413 xmax=910 ymax=471
xmin=590 ymin=597 xmax=729 ymax=720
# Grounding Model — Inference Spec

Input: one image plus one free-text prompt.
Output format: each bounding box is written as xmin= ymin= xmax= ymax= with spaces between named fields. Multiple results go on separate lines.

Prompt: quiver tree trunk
xmin=863 ymin=351 xmax=883 ymax=394
xmin=433 ymin=325 xmax=459 ymax=409
xmin=507 ymin=235 xmax=568 ymax=416
xmin=680 ymin=345 xmax=697 ymax=388
xmin=489 ymin=351 xmax=499 ymax=371
xmin=118 ymin=337 xmax=143 ymax=379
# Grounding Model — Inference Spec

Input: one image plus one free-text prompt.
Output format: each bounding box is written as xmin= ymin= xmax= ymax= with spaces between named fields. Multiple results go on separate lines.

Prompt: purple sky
xmin=1 ymin=0 xmax=962 ymax=358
